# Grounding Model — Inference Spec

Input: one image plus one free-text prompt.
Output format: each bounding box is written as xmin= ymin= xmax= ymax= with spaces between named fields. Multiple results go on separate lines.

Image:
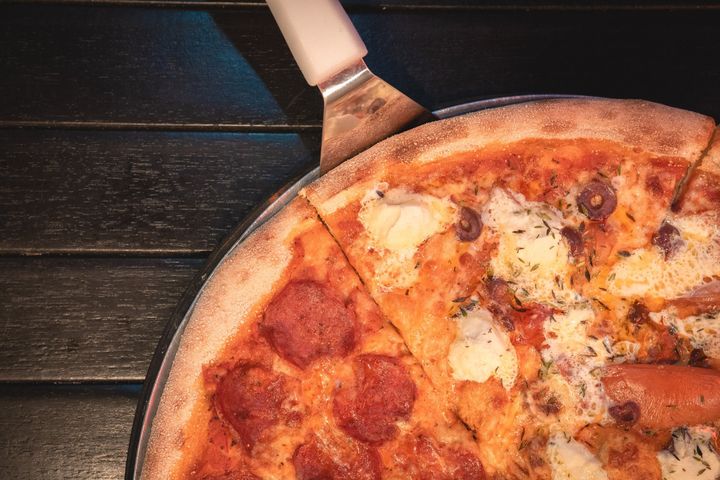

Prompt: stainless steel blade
xmin=318 ymin=59 xmax=433 ymax=175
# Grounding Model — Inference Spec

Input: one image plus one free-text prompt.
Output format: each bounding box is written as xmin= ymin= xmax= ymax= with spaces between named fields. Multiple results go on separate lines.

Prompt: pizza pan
xmin=125 ymin=93 xmax=586 ymax=480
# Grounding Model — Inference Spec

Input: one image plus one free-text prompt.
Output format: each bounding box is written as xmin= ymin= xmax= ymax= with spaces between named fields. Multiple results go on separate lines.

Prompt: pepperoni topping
xmin=577 ymin=180 xmax=617 ymax=220
xmin=293 ymin=435 xmax=381 ymax=480
xmin=196 ymin=472 xmax=260 ymax=480
xmin=484 ymin=277 xmax=550 ymax=350
xmin=652 ymin=221 xmax=683 ymax=259
xmin=333 ymin=354 xmax=416 ymax=444
xmin=455 ymin=206 xmax=483 ymax=241
xmin=394 ymin=435 xmax=485 ymax=480
xmin=560 ymin=226 xmax=584 ymax=257
xmin=214 ymin=363 xmax=287 ymax=451
xmin=608 ymin=401 xmax=641 ymax=428
xmin=509 ymin=304 xmax=552 ymax=350
xmin=260 ymin=280 xmax=357 ymax=369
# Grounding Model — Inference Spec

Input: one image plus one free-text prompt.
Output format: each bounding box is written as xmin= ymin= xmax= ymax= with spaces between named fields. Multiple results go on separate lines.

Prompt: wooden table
xmin=2 ymin=1 xmax=720 ymax=478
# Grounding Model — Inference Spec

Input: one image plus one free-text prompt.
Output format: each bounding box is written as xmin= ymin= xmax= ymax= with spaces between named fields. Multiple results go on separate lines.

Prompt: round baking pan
xmin=125 ymin=93 xmax=585 ymax=479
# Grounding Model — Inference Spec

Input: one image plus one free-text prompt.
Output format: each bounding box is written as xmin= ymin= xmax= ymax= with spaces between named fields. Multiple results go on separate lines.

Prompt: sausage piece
xmin=602 ymin=364 xmax=720 ymax=430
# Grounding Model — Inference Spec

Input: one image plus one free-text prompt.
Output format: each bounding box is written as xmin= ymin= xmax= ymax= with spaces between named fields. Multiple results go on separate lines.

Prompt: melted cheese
xmin=652 ymin=308 xmax=720 ymax=359
xmin=359 ymin=188 xmax=455 ymax=252
xmin=657 ymin=427 xmax=720 ymax=480
xmin=608 ymin=214 xmax=720 ymax=299
xmin=448 ymin=307 xmax=518 ymax=389
xmin=547 ymin=433 xmax=608 ymax=480
xmin=358 ymin=187 xmax=456 ymax=289
xmin=481 ymin=188 xmax=577 ymax=305
xmin=540 ymin=304 xmax=611 ymax=430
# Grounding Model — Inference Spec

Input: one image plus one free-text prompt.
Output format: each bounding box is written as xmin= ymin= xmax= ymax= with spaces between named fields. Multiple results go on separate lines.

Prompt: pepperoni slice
xmin=195 ymin=472 xmax=260 ymax=480
xmin=333 ymin=354 xmax=416 ymax=444
xmin=394 ymin=435 xmax=486 ymax=480
xmin=293 ymin=435 xmax=381 ymax=480
xmin=484 ymin=277 xmax=550 ymax=350
xmin=260 ymin=280 xmax=357 ymax=369
xmin=214 ymin=363 xmax=287 ymax=452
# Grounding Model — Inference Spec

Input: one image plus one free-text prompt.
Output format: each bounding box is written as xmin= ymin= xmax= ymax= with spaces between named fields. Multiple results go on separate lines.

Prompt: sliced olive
xmin=576 ymin=181 xmax=617 ymax=221
xmin=456 ymin=206 xmax=483 ymax=241
xmin=560 ymin=226 xmax=584 ymax=257
xmin=609 ymin=401 xmax=641 ymax=427
xmin=652 ymin=221 xmax=683 ymax=259
xmin=627 ymin=300 xmax=650 ymax=325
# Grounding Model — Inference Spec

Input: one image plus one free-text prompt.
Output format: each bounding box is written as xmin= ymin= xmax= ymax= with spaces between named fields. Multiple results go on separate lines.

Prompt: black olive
xmin=627 ymin=301 xmax=650 ymax=325
xmin=576 ymin=181 xmax=618 ymax=221
xmin=560 ymin=226 xmax=584 ymax=257
xmin=689 ymin=348 xmax=710 ymax=368
xmin=609 ymin=401 xmax=641 ymax=427
xmin=456 ymin=206 xmax=483 ymax=241
xmin=652 ymin=221 xmax=683 ymax=259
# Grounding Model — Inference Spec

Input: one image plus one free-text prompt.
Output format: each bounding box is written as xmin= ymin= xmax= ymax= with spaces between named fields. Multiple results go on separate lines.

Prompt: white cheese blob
xmin=448 ymin=307 xmax=518 ymax=390
xmin=652 ymin=308 xmax=720 ymax=359
xmin=657 ymin=426 xmax=720 ymax=480
xmin=358 ymin=187 xmax=456 ymax=289
xmin=540 ymin=304 xmax=611 ymax=429
xmin=547 ymin=433 xmax=608 ymax=480
xmin=481 ymin=188 xmax=577 ymax=305
xmin=359 ymin=187 xmax=455 ymax=252
xmin=608 ymin=213 xmax=720 ymax=299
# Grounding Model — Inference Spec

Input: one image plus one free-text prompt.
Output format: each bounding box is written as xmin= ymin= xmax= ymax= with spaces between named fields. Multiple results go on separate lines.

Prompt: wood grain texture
xmin=0 ymin=385 xmax=139 ymax=480
xmin=0 ymin=257 xmax=202 ymax=382
xmin=2 ymin=5 xmax=720 ymax=127
xmin=0 ymin=130 xmax=318 ymax=254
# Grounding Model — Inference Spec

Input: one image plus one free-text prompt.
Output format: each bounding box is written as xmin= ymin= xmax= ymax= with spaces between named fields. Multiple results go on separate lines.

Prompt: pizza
xmin=141 ymin=98 xmax=720 ymax=480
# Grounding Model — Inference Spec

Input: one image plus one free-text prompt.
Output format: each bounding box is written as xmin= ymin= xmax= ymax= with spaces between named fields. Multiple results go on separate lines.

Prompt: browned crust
xmin=302 ymin=98 xmax=715 ymax=211
xmin=140 ymin=197 xmax=317 ymax=480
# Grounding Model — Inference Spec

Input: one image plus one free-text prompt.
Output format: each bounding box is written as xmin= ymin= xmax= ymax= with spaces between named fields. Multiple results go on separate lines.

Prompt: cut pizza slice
xmin=612 ymin=126 xmax=720 ymax=369
xmin=141 ymin=198 xmax=483 ymax=480
xmin=302 ymin=98 xmax=717 ymax=476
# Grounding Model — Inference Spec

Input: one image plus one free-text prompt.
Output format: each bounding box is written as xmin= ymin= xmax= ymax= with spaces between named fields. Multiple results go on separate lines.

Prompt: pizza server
xmin=266 ymin=0 xmax=432 ymax=175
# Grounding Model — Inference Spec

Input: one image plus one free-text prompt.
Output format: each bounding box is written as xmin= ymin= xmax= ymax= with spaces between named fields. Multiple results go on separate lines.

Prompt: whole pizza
xmin=140 ymin=98 xmax=720 ymax=480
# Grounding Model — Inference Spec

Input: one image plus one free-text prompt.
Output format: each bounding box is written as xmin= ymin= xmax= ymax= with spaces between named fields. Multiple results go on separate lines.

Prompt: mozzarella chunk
xmin=448 ymin=307 xmax=518 ymax=390
xmin=358 ymin=187 xmax=456 ymax=289
xmin=547 ymin=433 xmax=608 ymax=480
xmin=608 ymin=214 xmax=720 ymax=299
xmin=481 ymin=188 xmax=577 ymax=305
xmin=359 ymin=187 xmax=455 ymax=252
xmin=657 ymin=426 xmax=720 ymax=480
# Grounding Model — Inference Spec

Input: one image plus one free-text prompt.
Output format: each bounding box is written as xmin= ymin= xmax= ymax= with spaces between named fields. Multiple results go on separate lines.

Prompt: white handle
xmin=266 ymin=0 xmax=368 ymax=86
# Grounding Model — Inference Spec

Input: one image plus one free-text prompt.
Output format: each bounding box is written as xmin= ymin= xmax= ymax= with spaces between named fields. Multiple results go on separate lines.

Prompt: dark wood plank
xmin=3 ymin=6 xmax=720 ymax=127
xmin=0 ymin=257 xmax=202 ymax=382
xmin=0 ymin=4 xmax=321 ymax=127
xmin=0 ymin=385 xmax=139 ymax=480
xmin=0 ymin=130 xmax=318 ymax=254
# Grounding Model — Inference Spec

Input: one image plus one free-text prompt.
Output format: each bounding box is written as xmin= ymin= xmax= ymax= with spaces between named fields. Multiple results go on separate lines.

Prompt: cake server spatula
xmin=267 ymin=0 xmax=433 ymax=175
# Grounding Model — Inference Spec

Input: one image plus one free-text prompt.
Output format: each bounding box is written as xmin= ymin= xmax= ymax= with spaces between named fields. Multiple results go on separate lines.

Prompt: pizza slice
xmin=302 ymin=99 xmax=717 ymax=476
xmin=141 ymin=198 xmax=483 ymax=480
